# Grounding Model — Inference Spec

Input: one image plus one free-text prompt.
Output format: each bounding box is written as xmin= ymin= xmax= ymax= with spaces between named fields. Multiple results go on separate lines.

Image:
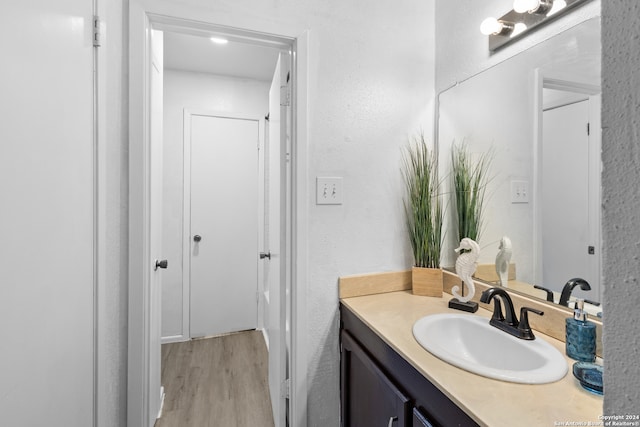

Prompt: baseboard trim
xmin=161 ymin=334 xmax=187 ymax=344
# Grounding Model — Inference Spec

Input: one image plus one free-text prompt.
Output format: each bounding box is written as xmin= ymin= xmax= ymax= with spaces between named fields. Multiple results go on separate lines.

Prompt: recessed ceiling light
xmin=210 ymin=37 xmax=228 ymax=45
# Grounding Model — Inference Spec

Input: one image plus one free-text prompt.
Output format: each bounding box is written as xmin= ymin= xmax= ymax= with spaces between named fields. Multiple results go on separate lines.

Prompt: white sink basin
xmin=412 ymin=313 xmax=568 ymax=384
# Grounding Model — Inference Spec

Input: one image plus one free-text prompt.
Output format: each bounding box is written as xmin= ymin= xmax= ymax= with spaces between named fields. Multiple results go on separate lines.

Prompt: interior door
xmin=149 ymin=28 xmax=165 ymax=424
xmin=542 ymin=99 xmax=593 ymax=295
xmin=267 ymin=52 xmax=290 ymax=426
xmin=189 ymin=113 xmax=259 ymax=338
xmin=0 ymin=2 xmax=95 ymax=425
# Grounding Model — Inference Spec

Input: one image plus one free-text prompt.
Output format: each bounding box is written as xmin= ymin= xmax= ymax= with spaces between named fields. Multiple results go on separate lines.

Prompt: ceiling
xmin=163 ymin=31 xmax=281 ymax=81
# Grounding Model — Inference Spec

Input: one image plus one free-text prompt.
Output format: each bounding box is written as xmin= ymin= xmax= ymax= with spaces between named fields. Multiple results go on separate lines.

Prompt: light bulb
xmin=513 ymin=0 xmax=540 ymax=13
xmin=210 ymin=37 xmax=229 ymax=45
xmin=480 ymin=17 xmax=502 ymax=35
xmin=547 ymin=0 xmax=567 ymax=16
xmin=480 ymin=17 xmax=514 ymax=36
xmin=511 ymin=22 xmax=528 ymax=37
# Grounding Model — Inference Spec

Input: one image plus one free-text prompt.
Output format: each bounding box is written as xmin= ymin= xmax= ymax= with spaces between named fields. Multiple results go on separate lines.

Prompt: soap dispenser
xmin=565 ymin=299 xmax=596 ymax=362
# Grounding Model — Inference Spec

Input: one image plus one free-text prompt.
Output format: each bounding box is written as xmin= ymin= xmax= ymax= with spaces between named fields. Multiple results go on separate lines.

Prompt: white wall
xmin=97 ymin=0 xmax=129 ymax=425
xmin=162 ymin=69 xmax=270 ymax=340
xmin=601 ymin=0 xmax=640 ymax=413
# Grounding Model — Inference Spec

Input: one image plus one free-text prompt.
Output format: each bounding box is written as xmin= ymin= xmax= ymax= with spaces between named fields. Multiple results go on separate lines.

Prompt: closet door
xmin=0 ymin=2 xmax=95 ymax=425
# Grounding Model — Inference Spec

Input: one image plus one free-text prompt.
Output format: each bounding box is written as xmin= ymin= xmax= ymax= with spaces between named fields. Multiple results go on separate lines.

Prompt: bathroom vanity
xmin=339 ymin=280 xmax=602 ymax=426
xmin=341 ymin=302 xmax=478 ymax=426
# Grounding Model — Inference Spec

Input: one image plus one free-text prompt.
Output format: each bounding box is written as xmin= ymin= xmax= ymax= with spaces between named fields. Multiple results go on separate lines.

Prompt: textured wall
xmin=601 ymin=0 xmax=640 ymax=413
xmin=99 ymin=0 xmax=128 ymax=425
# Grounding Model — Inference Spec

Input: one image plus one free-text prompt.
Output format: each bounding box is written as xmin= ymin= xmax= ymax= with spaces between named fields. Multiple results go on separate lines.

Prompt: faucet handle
xmin=533 ymin=285 xmax=555 ymax=302
xmin=518 ymin=307 xmax=544 ymax=340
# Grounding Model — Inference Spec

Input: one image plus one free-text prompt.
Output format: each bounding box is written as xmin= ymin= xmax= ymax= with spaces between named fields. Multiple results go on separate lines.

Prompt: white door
xmin=0 ymin=2 xmax=94 ymax=425
xmin=189 ymin=113 xmax=259 ymax=338
xmin=149 ymin=29 xmax=165 ymax=423
xmin=267 ymin=52 xmax=290 ymax=427
xmin=542 ymin=99 xmax=595 ymax=296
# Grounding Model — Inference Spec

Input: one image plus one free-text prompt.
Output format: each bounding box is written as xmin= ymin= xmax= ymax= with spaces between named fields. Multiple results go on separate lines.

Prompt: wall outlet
xmin=511 ymin=180 xmax=529 ymax=204
xmin=316 ymin=177 xmax=343 ymax=205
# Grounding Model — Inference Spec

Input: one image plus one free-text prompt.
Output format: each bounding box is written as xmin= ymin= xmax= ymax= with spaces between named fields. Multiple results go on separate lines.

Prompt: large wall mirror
xmin=438 ymin=18 xmax=602 ymax=318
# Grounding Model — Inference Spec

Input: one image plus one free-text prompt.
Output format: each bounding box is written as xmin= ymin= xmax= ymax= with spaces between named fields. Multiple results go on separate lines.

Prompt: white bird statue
xmin=495 ymin=236 xmax=512 ymax=287
xmin=452 ymin=238 xmax=480 ymax=303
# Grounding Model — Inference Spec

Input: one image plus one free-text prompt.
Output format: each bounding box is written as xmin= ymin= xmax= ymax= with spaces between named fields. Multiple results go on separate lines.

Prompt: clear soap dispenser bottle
xmin=565 ymin=299 xmax=596 ymax=362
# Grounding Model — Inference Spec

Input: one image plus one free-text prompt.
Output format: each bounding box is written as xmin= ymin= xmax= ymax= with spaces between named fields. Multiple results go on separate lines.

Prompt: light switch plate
xmin=316 ymin=177 xmax=343 ymax=205
xmin=511 ymin=180 xmax=529 ymax=204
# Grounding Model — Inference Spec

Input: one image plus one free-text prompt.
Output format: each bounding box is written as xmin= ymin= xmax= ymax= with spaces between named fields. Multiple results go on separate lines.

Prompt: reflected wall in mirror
xmin=438 ymin=18 xmax=602 ymax=317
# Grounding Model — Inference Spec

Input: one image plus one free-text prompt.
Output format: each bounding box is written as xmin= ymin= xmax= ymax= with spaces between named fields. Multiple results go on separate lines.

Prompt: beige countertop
xmin=341 ymin=290 xmax=603 ymax=427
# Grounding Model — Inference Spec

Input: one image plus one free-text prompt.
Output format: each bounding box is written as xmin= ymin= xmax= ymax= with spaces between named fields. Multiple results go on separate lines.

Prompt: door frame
xmin=533 ymin=71 xmax=601 ymax=298
xmin=182 ymin=109 xmax=264 ymax=341
xmin=128 ymin=2 xmax=309 ymax=426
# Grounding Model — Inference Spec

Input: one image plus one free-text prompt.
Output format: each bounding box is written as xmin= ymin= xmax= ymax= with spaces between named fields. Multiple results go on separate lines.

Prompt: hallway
xmin=156 ymin=330 xmax=275 ymax=427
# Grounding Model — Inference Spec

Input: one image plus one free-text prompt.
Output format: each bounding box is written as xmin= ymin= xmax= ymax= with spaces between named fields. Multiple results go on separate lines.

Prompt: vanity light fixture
xmin=513 ymin=0 xmax=568 ymax=15
xmin=481 ymin=0 xmax=592 ymax=52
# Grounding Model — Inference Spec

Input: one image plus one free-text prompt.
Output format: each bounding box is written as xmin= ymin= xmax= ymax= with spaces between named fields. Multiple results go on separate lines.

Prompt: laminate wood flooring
xmin=156 ymin=330 xmax=275 ymax=427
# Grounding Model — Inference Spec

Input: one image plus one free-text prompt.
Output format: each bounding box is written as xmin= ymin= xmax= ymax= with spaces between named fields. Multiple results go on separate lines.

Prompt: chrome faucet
xmin=558 ymin=278 xmax=591 ymax=307
xmin=480 ymin=287 xmax=544 ymax=340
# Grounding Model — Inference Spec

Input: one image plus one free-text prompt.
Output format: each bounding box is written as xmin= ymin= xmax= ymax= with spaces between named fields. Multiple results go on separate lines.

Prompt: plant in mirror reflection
xmin=451 ymin=142 xmax=493 ymax=248
xmin=402 ymin=133 xmax=444 ymax=268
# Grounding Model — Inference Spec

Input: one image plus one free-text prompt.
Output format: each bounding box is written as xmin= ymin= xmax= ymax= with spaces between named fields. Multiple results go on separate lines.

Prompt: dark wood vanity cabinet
xmin=340 ymin=303 xmax=479 ymax=427
xmin=341 ymin=331 xmax=410 ymax=426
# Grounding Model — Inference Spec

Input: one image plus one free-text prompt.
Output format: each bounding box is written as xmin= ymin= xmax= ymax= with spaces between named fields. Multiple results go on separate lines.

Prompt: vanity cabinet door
xmin=412 ymin=407 xmax=435 ymax=427
xmin=341 ymin=331 xmax=410 ymax=427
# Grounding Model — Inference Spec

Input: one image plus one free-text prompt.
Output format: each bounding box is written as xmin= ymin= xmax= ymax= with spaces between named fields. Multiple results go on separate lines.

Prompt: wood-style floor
xmin=155 ymin=330 xmax=275 ymax=427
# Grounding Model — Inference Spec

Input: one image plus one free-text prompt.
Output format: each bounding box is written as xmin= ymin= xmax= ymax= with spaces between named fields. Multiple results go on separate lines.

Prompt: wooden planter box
xmin=411 ymin=267 xmax=443 ymax=297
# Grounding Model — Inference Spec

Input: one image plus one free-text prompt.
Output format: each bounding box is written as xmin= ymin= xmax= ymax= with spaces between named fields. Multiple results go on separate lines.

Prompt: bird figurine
xmin=495 ymin=236 xmax=512 ymax=287
xmin=452 ymin=238 xmax=481 ymax=303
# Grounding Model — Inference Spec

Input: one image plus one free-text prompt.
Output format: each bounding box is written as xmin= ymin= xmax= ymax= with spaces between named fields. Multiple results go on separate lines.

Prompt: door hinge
xmin=281 ymin=378 xmax=291 ymax=399
xmin=587 ymin=122 xmax=590 ymax=135
xmin=280 ymin=85 xmax=291 ymax=107
xmin=93 ymin=16 xmax=101 ymax=47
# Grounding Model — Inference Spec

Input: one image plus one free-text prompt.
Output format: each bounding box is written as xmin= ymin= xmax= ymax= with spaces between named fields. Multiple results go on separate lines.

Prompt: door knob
xmin=194 ymin=235 xmax=202 ymax=242
xmin=154 ymin=259 xmax=168 ymax=270
xmin=260 ymin=252 xmax=271 ymax=260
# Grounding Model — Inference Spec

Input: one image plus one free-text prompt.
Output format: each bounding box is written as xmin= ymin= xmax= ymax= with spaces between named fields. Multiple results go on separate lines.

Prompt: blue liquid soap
xmin=565 ymin=299 xmax=596 ymax=363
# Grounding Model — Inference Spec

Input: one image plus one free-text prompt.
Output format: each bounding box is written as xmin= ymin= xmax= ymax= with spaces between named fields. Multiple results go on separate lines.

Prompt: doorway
xmin=159 ymin=27 xmax=286 ymax=424
xmin=535 ymin=77 xmax=602 ymax=303
xmin=160 ymin=32 xmax=280 ymax=344
xmin=128 ymin=7 xmax=307 ymax=426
